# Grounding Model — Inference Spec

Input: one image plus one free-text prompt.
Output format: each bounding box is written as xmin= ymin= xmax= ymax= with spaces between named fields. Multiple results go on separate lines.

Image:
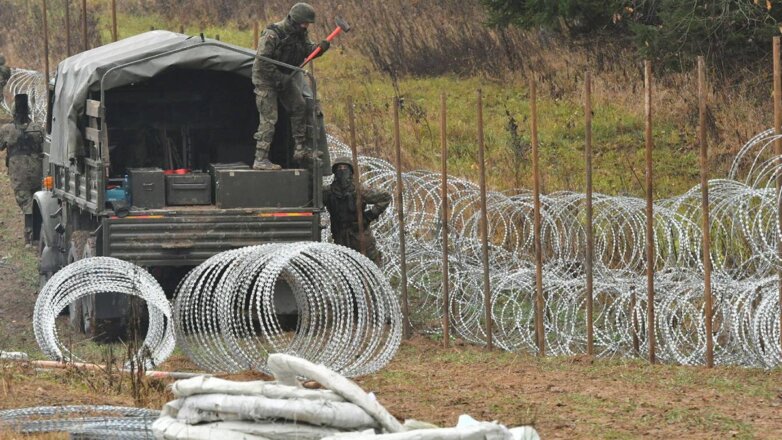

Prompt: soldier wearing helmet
xmin=0 ymin=55 xmax=11 ymax=96
xmin=0 ymin=94 xmax=44 ymax=244
xmin=323 ymin=157 xmax=391 ymax=266
xmin=251 ymin=3 xmax=331 ymax=170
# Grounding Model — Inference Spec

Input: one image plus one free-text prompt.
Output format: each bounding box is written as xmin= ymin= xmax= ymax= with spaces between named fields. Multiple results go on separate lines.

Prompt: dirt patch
xmin=357 ymin=337 xmax=782 ymax=439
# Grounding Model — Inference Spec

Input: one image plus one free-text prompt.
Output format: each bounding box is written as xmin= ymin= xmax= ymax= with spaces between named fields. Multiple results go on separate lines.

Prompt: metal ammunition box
xmin=165 ymin=173 xmax=212 ymax=205
xmin=128 ymin=168 xmax=165 ymax=209
xmin=214 ymin=169 xmax=311 ymax=209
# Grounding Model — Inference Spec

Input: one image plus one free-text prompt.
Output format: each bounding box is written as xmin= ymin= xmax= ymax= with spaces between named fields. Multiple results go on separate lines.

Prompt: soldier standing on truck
xmin=251 ymin=2 xmax=331 ymax=170
xmin=0 ymin=55 xmax=11 ymax=97
xmin=0 ymin=94 xmax=44 ymax=244
xmin=323 ymin=157 xmax=391 ymax=266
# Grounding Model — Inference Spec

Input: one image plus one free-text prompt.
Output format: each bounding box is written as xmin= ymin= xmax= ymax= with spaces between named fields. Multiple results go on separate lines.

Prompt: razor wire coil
xmin=33 ymin=257 xmax=176 ymax=369
xmin=173 ymin=242 xmax=402 ymax=377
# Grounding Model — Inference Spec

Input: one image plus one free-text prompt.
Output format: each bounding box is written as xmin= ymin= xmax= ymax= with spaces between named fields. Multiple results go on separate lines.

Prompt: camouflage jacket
xmin=252 ymin=17 xmax=320 ymax=90
xmin=0 ymin=121 xmax=44 ymax=158
xmin=323 ymin=184 xmax=392 ymax=231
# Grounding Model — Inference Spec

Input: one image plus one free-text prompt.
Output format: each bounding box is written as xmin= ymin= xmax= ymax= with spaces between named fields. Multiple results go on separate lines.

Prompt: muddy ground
xmin=0 ymin=132 xmax=781 ymax=438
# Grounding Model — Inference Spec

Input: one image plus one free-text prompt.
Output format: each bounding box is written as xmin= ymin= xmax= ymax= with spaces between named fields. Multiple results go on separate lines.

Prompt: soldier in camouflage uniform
xmin=0 ymin=55 xmax=10 ymax=96
xmin=251 ymin=3 xmax=330 ymax=170
xmin=323 ymin=157 xmax=391 ymax=266
xmin=0 ymin=94 xmax=44 ymax=243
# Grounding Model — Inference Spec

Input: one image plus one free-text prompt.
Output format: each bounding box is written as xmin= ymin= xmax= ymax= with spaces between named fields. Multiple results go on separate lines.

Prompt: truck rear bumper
xmin=101 ymin=209 xmax=321 ymax=266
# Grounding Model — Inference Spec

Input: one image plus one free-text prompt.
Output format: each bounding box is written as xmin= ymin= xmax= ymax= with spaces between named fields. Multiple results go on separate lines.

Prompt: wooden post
xmin=477 ymin=89 xmax=493 ymax=350
xmin=81 ymin=0 xmax=88 ymax=51
xmin=64 ymin=0 xmax=71 ymax=57
xmin=698 ymin=56 xmax=714 ymax=368
xmin=42 ymin=0 xmax=50 ymax=87
xmin=216 ymin=34 xmax=220 ymax=41
xmin=530 ymin=77 xmax=545 ymax=356
xmin=347 ymin=97 xmax=366 ymax=256
xmin=111 ymin=0 xmax=118 ymax=42
xmin=584 ymin=71 xmax=595 ymax=356
xmin=644 ymin=60 xmax=656 ymax=364
xmin=394 ymin=96 xmax=411 ymax=339
xmin=774 ymin=37 xmax=782 ymax=354
xmin=253 ymin=22 xmax=260 ymax=50
xmin=440 ymin=93 xmax=450 ymax=347
xmin=179 ymin=24 xmax=184 ymax=34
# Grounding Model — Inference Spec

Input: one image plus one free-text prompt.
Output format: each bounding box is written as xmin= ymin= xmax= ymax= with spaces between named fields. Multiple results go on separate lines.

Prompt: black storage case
xmin=128 ymin=168 xmax=165 ymax=209
xmin=165 ymin=173 xmax=212 ymax=205
xmin=214 ymin=168 xmax=311 ymax=209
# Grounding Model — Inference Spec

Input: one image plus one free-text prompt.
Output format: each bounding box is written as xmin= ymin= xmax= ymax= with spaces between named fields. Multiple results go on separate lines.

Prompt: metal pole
xmin=774 ymin=37 xmax=782 ymax=354
xmin=394 ymin=96 xmax=411 ymax=339
xmin=584 ymin=71 xmax=594 ymax=356
xmin=698 ymin=56 xmax=714 ymax=368
xmin=64 ymin=0 xmax=71 ymax=57
xmin=438 ymin=93 xmax=450 ymax=347
xmin=42 ymin=0 xmax=50 ymax=89
xmin=347 ymin=96 xmax=366 ymax=256
xmin=81 ymin=0 xmax=88 ymax=52
xmin=644 ymin=60 xmax=656 ymax=364
xmin=111 ymin=0 xmax=118 ymax=42
xmin=254 ymin=22 xmax=260 ymax=50
xmin=530 ymin=77 xmax=545 ymax=356
xmin=477 ymin=89 xmax=492 ymax=350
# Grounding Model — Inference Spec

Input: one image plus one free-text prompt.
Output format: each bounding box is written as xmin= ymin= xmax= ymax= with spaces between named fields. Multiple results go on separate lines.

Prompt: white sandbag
xmin=188 ymin=420 xmax=341 ymax=440
xmin=267 ymin=354 xmax=403 ymax=433
xmin=174 ymin=394 xmax=379 ymax=430
xmin=152 ymin=415 xmax=269 ymax=440
xmin=170 ymin=376 xmax=345 ymax=402
xmin=321 ymin=422 xmax=514 ymax=440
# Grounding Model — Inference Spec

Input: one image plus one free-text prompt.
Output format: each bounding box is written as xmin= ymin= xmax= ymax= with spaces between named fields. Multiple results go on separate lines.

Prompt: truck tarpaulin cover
xmin=49 ymin=31 xmax=255 ymax=165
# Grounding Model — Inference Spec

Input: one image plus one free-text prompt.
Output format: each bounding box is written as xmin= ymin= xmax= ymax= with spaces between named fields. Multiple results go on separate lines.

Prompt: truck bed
xmin=101 ymin=207 xmax=321 ymax=266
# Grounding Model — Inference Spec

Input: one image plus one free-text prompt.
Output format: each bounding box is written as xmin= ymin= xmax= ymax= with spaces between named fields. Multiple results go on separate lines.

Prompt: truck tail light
xmin=43 ymin=176 xmax=54 ymax=191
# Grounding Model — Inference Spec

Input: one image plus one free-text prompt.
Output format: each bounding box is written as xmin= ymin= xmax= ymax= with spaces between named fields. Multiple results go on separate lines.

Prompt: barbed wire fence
xmin=4 ymin=6 xmax=782 ymax=370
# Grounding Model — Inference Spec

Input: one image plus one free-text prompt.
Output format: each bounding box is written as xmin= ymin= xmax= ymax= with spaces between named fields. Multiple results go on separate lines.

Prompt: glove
xmin=318 ymin=39 xmax=331 ymax=54
xmin=363 ymin=210 xmax=378 ymax=223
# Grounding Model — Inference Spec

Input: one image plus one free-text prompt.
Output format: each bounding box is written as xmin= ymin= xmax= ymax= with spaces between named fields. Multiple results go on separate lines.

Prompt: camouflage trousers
xmin=253 ymin=72 xmax=307 ymax=156
xmin=8 ymin=154 xmax=42 ymax=214
xmin=332 ymin=226 xmax=383 ymax=266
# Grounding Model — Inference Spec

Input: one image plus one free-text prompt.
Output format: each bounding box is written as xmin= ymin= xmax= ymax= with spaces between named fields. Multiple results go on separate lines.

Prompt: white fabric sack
xmin=152 ymin=415 xmax=268 ymax=440
xmin=321 ymin=422 xmax=514 ymax=440
xmin=171 ymin=376 xmax=345 ymax=402
xmin=173 ymin=394 xmax=378 ymax=429
xmin=153 ymin=414 xmax=342 ymax=440
xmin=267 ymin=354 xmax=403 ymax=433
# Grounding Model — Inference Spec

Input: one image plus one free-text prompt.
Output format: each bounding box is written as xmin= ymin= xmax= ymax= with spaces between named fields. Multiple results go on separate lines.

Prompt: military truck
xmin=34 ymin=31 xmax=331 ymax=335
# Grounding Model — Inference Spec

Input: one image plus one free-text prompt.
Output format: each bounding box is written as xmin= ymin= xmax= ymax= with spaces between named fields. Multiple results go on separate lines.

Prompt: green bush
xmin=483 ymin=0 xmax=782 ymax=72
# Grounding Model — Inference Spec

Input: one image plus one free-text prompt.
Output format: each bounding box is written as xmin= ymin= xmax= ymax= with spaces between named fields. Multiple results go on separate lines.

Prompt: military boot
xmin=252 ymin=145 xmax=281 ymax=171
xmin=23 ymin=214 xmax=33 ymax=245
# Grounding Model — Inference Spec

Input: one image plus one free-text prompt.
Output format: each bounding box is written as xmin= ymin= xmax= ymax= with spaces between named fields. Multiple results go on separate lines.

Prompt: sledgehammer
xmin=300 ymin=16 xmax=351 ymax=68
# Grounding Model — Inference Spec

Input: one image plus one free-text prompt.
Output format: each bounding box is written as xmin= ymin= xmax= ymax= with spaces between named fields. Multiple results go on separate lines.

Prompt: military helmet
xmin=289 ymin=3 xmax=316 ymax=24
xmin=331 ymin=156 xmax=354 ymax=173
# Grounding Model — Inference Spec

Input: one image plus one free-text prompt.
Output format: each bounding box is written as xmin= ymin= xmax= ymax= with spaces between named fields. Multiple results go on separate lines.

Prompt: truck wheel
xmin=67 ymin=231 xmax=89 ymax=333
